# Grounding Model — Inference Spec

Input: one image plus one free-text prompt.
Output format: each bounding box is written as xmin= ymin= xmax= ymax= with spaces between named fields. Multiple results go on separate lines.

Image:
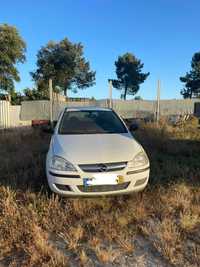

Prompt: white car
xmin=46 ymin=107 xmax=150 ymax=196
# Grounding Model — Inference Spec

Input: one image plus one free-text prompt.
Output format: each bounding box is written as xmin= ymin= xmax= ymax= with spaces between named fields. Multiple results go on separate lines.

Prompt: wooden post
xmin=49 ymin=79 xmax=53 ymax=126
xmin=8 ymin=94 xmax=11 ymax=103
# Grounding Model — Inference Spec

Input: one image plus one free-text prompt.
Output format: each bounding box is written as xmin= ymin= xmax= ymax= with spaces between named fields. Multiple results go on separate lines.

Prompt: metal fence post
xmin=156 ymin=80 xmax=161 ymax=124
xmin=108 ymin=79 xmax=113 ymax=108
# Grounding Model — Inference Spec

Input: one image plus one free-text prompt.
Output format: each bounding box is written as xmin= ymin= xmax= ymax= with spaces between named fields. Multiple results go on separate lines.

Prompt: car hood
xmin=52 ymin=133 xmax=142 ymax=164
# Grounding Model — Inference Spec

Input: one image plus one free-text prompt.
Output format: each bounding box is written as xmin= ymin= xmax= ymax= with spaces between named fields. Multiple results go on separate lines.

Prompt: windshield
xmin=58 ymin=110 xmax=128 ymax=135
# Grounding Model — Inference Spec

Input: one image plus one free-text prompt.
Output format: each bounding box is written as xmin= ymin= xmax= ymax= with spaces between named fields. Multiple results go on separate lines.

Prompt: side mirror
xmin=52 ymin=120 xmax=57 ymax=129
xmin=129 ymin=123 xmax=139 ymax=132
xmin=42 ymin=125 xmax=54 ymax=134
xmin=42 ymin=121 xmax=57 ymax=134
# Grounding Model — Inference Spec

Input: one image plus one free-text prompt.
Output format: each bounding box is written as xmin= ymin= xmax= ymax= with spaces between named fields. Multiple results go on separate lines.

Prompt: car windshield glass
xmin=58 ymin=110 xmax=128 ymax=134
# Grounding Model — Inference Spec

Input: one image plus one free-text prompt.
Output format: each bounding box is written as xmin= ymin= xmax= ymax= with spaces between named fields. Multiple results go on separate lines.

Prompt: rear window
xmin=58 ymin=110 xmax=128 ymax=135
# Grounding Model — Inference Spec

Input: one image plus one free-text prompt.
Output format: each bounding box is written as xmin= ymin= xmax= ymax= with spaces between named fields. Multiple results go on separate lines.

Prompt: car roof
xmin=65 ymin=106 xmax=112 ymax=112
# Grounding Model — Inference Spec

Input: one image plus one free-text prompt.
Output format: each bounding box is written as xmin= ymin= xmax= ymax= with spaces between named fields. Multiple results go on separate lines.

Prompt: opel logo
xmin=98 ymin=164 xmax=108 ymax=172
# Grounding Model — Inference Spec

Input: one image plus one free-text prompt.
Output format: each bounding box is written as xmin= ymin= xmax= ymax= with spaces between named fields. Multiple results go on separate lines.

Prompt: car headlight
xmin=50 ymin=156 xmax=77 ymax=172
xmin=129 ymin=151 xmax=149 ymax=168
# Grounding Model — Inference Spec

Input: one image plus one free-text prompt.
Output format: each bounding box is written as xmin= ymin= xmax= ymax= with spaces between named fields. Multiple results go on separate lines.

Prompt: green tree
xmin=111 ymin=53 xmax=149 ymax=100
xmin=23 ymin=87 xmax=49 ymax=101
xmin=0 ymin=24 xmax=26 ymax=93
xmin=180 ymin=52 xmax=200 ymax=98
xmin=31 ymin=38 xmax=95 ymax=96
xmin=10 ymin=91 xmax=23 ymax=105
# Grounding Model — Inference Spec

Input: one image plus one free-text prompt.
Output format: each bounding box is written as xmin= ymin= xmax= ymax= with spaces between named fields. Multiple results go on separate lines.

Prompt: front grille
xmin=49 ymin=171 xmax=80 ymax=178
xmin=77 ymin=182 xmax=130 ymax=193
xmin=79 ymin=162 xmax=127 ymax=173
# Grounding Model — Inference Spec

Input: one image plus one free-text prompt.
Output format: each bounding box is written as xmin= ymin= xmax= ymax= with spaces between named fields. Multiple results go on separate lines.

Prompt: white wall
xmin=20 ymin=99 xmax=200 ymax=121
xmin=0 ymin=100 xmax=10 ymax=129
xmin=0 ymin=101 xmax=31 ymax=129
xmin=10 ymin=105 xmax=31 ymax=127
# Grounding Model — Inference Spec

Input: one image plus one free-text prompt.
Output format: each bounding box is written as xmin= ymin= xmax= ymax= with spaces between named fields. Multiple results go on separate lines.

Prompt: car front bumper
xmin=46 ymin=166 xmax=150 ymax=196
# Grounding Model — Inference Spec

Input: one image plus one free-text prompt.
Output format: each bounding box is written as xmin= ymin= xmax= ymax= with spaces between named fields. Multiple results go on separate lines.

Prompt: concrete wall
xmin=20 ymin=98 xmax=200 ymax=121
xmin=20 ymin=100 xmax=98 ymax=121
xmin=10 ymin=105 xmax=31 ymax=127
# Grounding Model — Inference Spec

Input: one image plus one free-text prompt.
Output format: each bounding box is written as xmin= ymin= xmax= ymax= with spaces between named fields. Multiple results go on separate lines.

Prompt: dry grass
xmin=0 ymin=118 xmax=200 ymax=266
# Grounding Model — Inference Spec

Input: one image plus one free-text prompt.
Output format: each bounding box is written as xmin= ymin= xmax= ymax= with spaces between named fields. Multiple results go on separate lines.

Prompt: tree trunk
xmin=64 ymin=88 xmax=67 ymax=97
xmin=189 ymin=89 xmax=192 ymax=99
xmin=124 ymin=85 xmax=128 ymax=100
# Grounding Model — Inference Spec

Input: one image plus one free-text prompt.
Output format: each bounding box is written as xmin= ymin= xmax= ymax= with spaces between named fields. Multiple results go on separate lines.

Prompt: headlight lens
xmin=50 ymin=156 xmax=77 ymax=172
xmin=129 ymin=151 xmax=149 ymax=168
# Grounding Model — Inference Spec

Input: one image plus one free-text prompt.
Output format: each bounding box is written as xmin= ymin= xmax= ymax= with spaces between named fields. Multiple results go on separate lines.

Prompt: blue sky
xmin=1 ymin=0 xmax=200 ymax=99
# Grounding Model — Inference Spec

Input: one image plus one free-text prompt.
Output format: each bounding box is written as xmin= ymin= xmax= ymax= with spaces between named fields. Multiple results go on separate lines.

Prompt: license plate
xmin=83 ymin=174 xmax=124 ymax=186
